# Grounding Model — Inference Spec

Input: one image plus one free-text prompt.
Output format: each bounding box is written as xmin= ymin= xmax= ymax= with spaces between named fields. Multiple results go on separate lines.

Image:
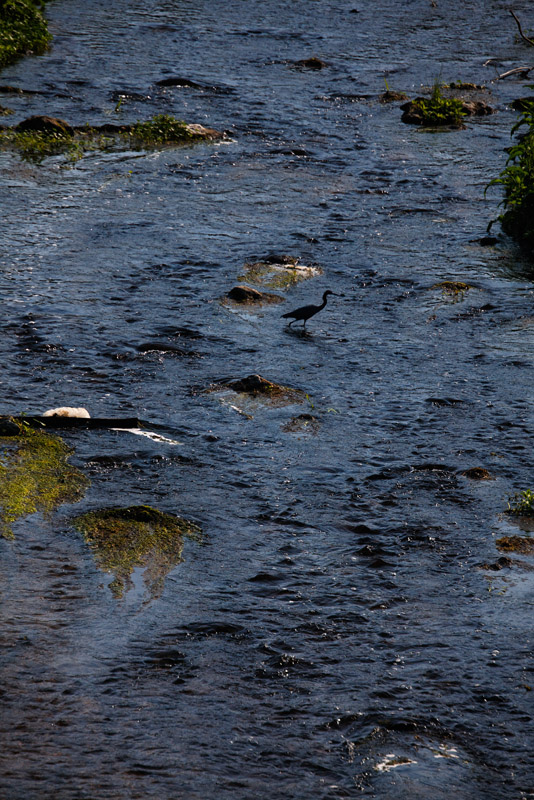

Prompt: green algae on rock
xmin=73 ymin=505 xmax=201 ymax=599
xmin=0 ymin=425 xmax=88 ymax=538
xmin=239 ymin=256 xmax=322 ymax=290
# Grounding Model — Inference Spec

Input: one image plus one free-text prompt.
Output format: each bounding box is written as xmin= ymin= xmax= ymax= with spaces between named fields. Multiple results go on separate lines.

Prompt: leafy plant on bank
xmin=0 ymin=0 xmax=51 ymax=70
xmin=487 ymin=100 xmax=534 ymax=254
xmin=507 ymin=488 xmax=534 ymax=516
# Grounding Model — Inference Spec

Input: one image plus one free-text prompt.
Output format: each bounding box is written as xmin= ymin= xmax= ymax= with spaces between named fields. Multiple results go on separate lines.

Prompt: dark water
xmin=1 ymin=1 xmax=534 ymax=797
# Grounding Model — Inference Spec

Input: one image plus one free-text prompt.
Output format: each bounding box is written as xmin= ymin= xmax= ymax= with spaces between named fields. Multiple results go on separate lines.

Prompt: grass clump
xmin=408 ymin=82 xmax=466 ymax=127
xmin=507 ymin=489 xmax=534 ymax=516
xmin=0 ymin=425 xmax=88 ymax=538
xmin=0 ymin=128 xmax=82 ymax=162
xmin=129 ymin=114 xmax=195 ymax=145
xmin=487 ymin=103 xmax=534 ymax=254
xmin=0 ymin=0 xmax=51 ymax=70
xmin=73 ymin=505 xmax=201 ymax=599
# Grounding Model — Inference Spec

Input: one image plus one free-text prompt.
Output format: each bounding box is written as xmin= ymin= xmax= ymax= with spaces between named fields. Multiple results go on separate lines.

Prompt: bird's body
xmin=281 ymin=290 xmax=337 ymax=327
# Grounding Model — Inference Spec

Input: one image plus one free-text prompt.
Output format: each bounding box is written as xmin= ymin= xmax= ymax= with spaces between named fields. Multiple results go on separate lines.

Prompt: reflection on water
xmin=1 ymin=0 xmax=534 ymax=797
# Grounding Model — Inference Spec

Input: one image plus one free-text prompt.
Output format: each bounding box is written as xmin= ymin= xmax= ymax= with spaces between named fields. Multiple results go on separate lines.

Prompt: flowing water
xmin=1 ymin=1 xmax=534 ymax=797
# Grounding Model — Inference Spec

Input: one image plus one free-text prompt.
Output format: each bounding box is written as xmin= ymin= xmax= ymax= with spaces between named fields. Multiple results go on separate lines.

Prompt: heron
xmin=281 ymin=290 xmax=339 ymax=328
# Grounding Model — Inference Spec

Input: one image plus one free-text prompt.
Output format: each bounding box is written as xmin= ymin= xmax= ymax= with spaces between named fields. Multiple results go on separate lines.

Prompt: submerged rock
xmin=209 ymin=374 xmax=306 ymax=416
xmin=240 ymin=256 xmax=322 ymax=290
xmin=73 ymin=505 xmax=201 ymax=599
xmin=0 ymin=428 xmax=88 ymax=538
xmin=281 ymin=413 xmax=321 ymax=434
xmin=293 ymin=57 xmax=327 ymax=70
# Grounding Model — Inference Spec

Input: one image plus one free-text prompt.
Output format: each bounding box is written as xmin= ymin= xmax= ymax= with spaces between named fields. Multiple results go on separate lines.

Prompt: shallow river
xmin=1 ymin=1 xmax=534 ymax=797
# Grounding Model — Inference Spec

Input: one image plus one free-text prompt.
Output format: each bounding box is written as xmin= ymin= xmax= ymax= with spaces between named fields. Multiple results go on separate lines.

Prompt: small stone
xmin=16 ymin=115 xmax=74 ymax=136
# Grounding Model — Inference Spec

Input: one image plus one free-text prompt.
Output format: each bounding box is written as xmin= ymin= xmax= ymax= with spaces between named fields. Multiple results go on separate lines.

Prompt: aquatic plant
xmin=403 ymin=82 xmax=466 ymax=127
xmin=506 ymin=488 xmax=534 ymax=516
xmin=0 ymin=0 xmax=51 ymax=69
xmin=0 ymin=127 xmax=84 ymax=162
xmin=73 ymin=505 xmax=201 ymax=599
xmin=487 ymin=102 xmax=534 ymax=255
xmin=129 ymin=114 xmax=196 ymax=145
xmin=0 ymin=424 xmax=88 ymax=538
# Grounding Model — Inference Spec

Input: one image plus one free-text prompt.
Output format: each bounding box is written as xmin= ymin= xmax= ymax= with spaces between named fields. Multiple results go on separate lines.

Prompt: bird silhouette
xmin=281 ymin=290 xmax=338 ymax=328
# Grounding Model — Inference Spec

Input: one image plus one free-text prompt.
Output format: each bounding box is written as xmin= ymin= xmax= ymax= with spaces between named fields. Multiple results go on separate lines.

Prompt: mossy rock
xmin=496 ymin=535 xmax=534 ymax=555
xmin=461 ymin=467 xmax=492 ymax=480
xmin=0 ymin=426 xmax=88 ymax=538
xmin=239 ymin=256 xmax=322 ymax=290
xmin=73 ymin=505 xmax=201 ymax=599
xmin=0 ymin=114 xmax=224 ymax=164
xmin=433 ymin=280 xmax=472 ymax=295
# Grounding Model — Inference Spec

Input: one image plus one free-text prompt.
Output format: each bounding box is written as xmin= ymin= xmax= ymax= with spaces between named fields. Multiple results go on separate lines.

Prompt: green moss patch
xmin=73 ymin=505 xmax=201 ymax=599
xmin=0 ymin=425 xmax=88 ymax=538
xmin=0 ymin=0 xmax=51 ymax=70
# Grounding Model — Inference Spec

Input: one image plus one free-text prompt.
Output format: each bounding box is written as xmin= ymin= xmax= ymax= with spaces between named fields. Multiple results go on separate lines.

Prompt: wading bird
xmin=281 ymin=290 xmax=338 ymax=328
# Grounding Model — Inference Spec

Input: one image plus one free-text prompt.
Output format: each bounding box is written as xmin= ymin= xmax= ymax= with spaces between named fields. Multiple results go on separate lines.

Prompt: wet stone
xmin=496 ymin=536 xmax=534 ymax=555
xmin=461 ymin=467 xmax=493 ymax=480
xmin=15 ymin=115 xmax=74 ymax=136
xmin=223 ymin=285 xmax=284 ymax=305
xmin=293 ymin=57 xmax=327 ymax=70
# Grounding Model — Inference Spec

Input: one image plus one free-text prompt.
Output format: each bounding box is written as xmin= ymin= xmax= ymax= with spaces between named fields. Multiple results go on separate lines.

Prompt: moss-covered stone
xmin=239 ymin=256 xmax=322 ymax=290
xmin=0 ymin=425 xmax=88 ymax=538
xmin=73 ymin=505 xmax=201 ymax=599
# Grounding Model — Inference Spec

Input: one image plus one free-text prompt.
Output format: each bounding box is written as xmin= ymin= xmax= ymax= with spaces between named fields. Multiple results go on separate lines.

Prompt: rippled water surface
xmin=1 ymin=1 xmax=534 ymax=797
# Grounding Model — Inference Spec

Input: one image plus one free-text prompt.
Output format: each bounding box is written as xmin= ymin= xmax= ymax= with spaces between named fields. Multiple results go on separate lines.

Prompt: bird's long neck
xmin=320 ymin=292 xmax=329 ymax=309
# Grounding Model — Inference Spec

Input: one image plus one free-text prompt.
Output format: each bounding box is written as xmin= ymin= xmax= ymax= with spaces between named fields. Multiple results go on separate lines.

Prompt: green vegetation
xmin=129 ymin=114 xmax=196 ymax=145
xmin=73 ymin=505 xmax=201 ymax=599
xmin=507 ymin=488 xmax=534 ymax=515
xmin=0 ymin=424 xmax=88 ymax=538
xmin=409 ymin=82 xmax=466 ymax=126
xmin=0 ymin=127 xmax=83 ymax=162
xmin=487 ymin=102 xmax=534 ymax=254
xmin=0 ymin=114 xmax=218 ymax=164
xmin=0 ymin=0 xmax=52 ymax=70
